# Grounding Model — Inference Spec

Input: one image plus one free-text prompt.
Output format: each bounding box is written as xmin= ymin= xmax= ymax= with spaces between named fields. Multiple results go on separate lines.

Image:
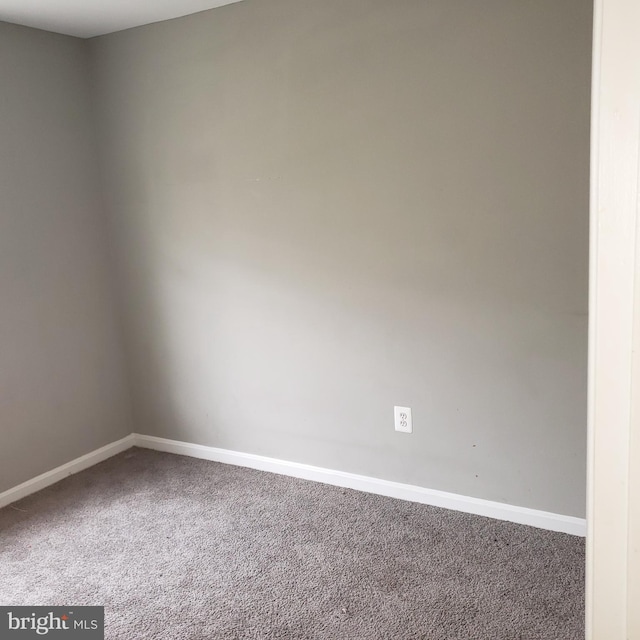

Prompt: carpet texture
xmin=0 ymin=448 xmax=584 ymax=639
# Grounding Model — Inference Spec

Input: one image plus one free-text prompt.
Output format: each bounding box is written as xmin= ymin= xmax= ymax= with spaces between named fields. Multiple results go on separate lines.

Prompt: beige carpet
xmin=0 ymin=448 xmax=584 ymax=639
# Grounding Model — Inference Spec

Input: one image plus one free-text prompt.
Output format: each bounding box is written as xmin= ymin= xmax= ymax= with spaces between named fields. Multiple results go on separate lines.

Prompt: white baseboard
xmin=0 ymin=434 xmax=136 ymax=510
xmin=0 ymin=431 xmax=586 ymax=537
xmin=134 ymin=433 xmax=587 ymax=537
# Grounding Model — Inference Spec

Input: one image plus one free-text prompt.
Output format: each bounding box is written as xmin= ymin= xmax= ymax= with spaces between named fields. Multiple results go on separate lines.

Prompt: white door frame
xmin=587 ymin=0 xmax=640 ymax=637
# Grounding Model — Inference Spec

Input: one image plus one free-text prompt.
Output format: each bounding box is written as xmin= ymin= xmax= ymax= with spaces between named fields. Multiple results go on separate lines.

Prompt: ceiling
xmin=0 ymin=0 xmax=244 ymax=38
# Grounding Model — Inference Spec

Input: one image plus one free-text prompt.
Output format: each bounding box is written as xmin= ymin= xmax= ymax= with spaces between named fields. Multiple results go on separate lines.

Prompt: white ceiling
xmin=0 ymin=0 xmax=244 ymax=38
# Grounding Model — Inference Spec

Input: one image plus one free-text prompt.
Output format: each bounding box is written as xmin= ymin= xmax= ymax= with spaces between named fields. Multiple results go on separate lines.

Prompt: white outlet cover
xmin=394 ymin=406 xmax=412 ymax=433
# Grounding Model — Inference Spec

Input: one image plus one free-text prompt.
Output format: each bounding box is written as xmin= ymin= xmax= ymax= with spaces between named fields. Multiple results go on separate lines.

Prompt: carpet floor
xmin=0 ymin=448 xmax=584 ymax=639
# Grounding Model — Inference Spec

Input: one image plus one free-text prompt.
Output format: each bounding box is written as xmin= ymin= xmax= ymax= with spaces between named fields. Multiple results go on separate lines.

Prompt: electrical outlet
xmin=394 ymin=406 xmax=412 ymax=433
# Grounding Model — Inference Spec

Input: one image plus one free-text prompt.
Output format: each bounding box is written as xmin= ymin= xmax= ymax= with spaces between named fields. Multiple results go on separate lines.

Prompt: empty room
xmin=1 ymin=0 xmax=637 ymax=638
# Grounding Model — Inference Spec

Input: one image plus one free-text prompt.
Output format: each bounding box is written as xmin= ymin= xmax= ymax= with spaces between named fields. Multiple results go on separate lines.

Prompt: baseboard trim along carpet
xmin=0 ymin=434 xmax=136 ymax=509
xmin=0 ymin=433 xmax=586 ymax=536
xmin=134 ymin=434 xmax=587 ymax=537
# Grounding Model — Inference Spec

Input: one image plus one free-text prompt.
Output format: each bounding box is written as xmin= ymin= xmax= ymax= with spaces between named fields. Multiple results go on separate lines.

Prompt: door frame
xmin=586 ymin=0 xmax=640 ymax=636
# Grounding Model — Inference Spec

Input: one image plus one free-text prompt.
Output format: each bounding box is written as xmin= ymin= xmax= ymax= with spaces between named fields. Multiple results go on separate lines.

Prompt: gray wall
xmin=0 ymin=22 xmax=132 ymax=492
xmin=90 ymin=0 xmax=591 ymax=516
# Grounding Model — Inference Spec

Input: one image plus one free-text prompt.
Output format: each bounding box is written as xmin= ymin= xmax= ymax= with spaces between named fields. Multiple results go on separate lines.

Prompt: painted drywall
xmin=90 ymin=0 xmax=592 ymax=517
xmin=0 ymin=22 xmax=132 ymax=492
